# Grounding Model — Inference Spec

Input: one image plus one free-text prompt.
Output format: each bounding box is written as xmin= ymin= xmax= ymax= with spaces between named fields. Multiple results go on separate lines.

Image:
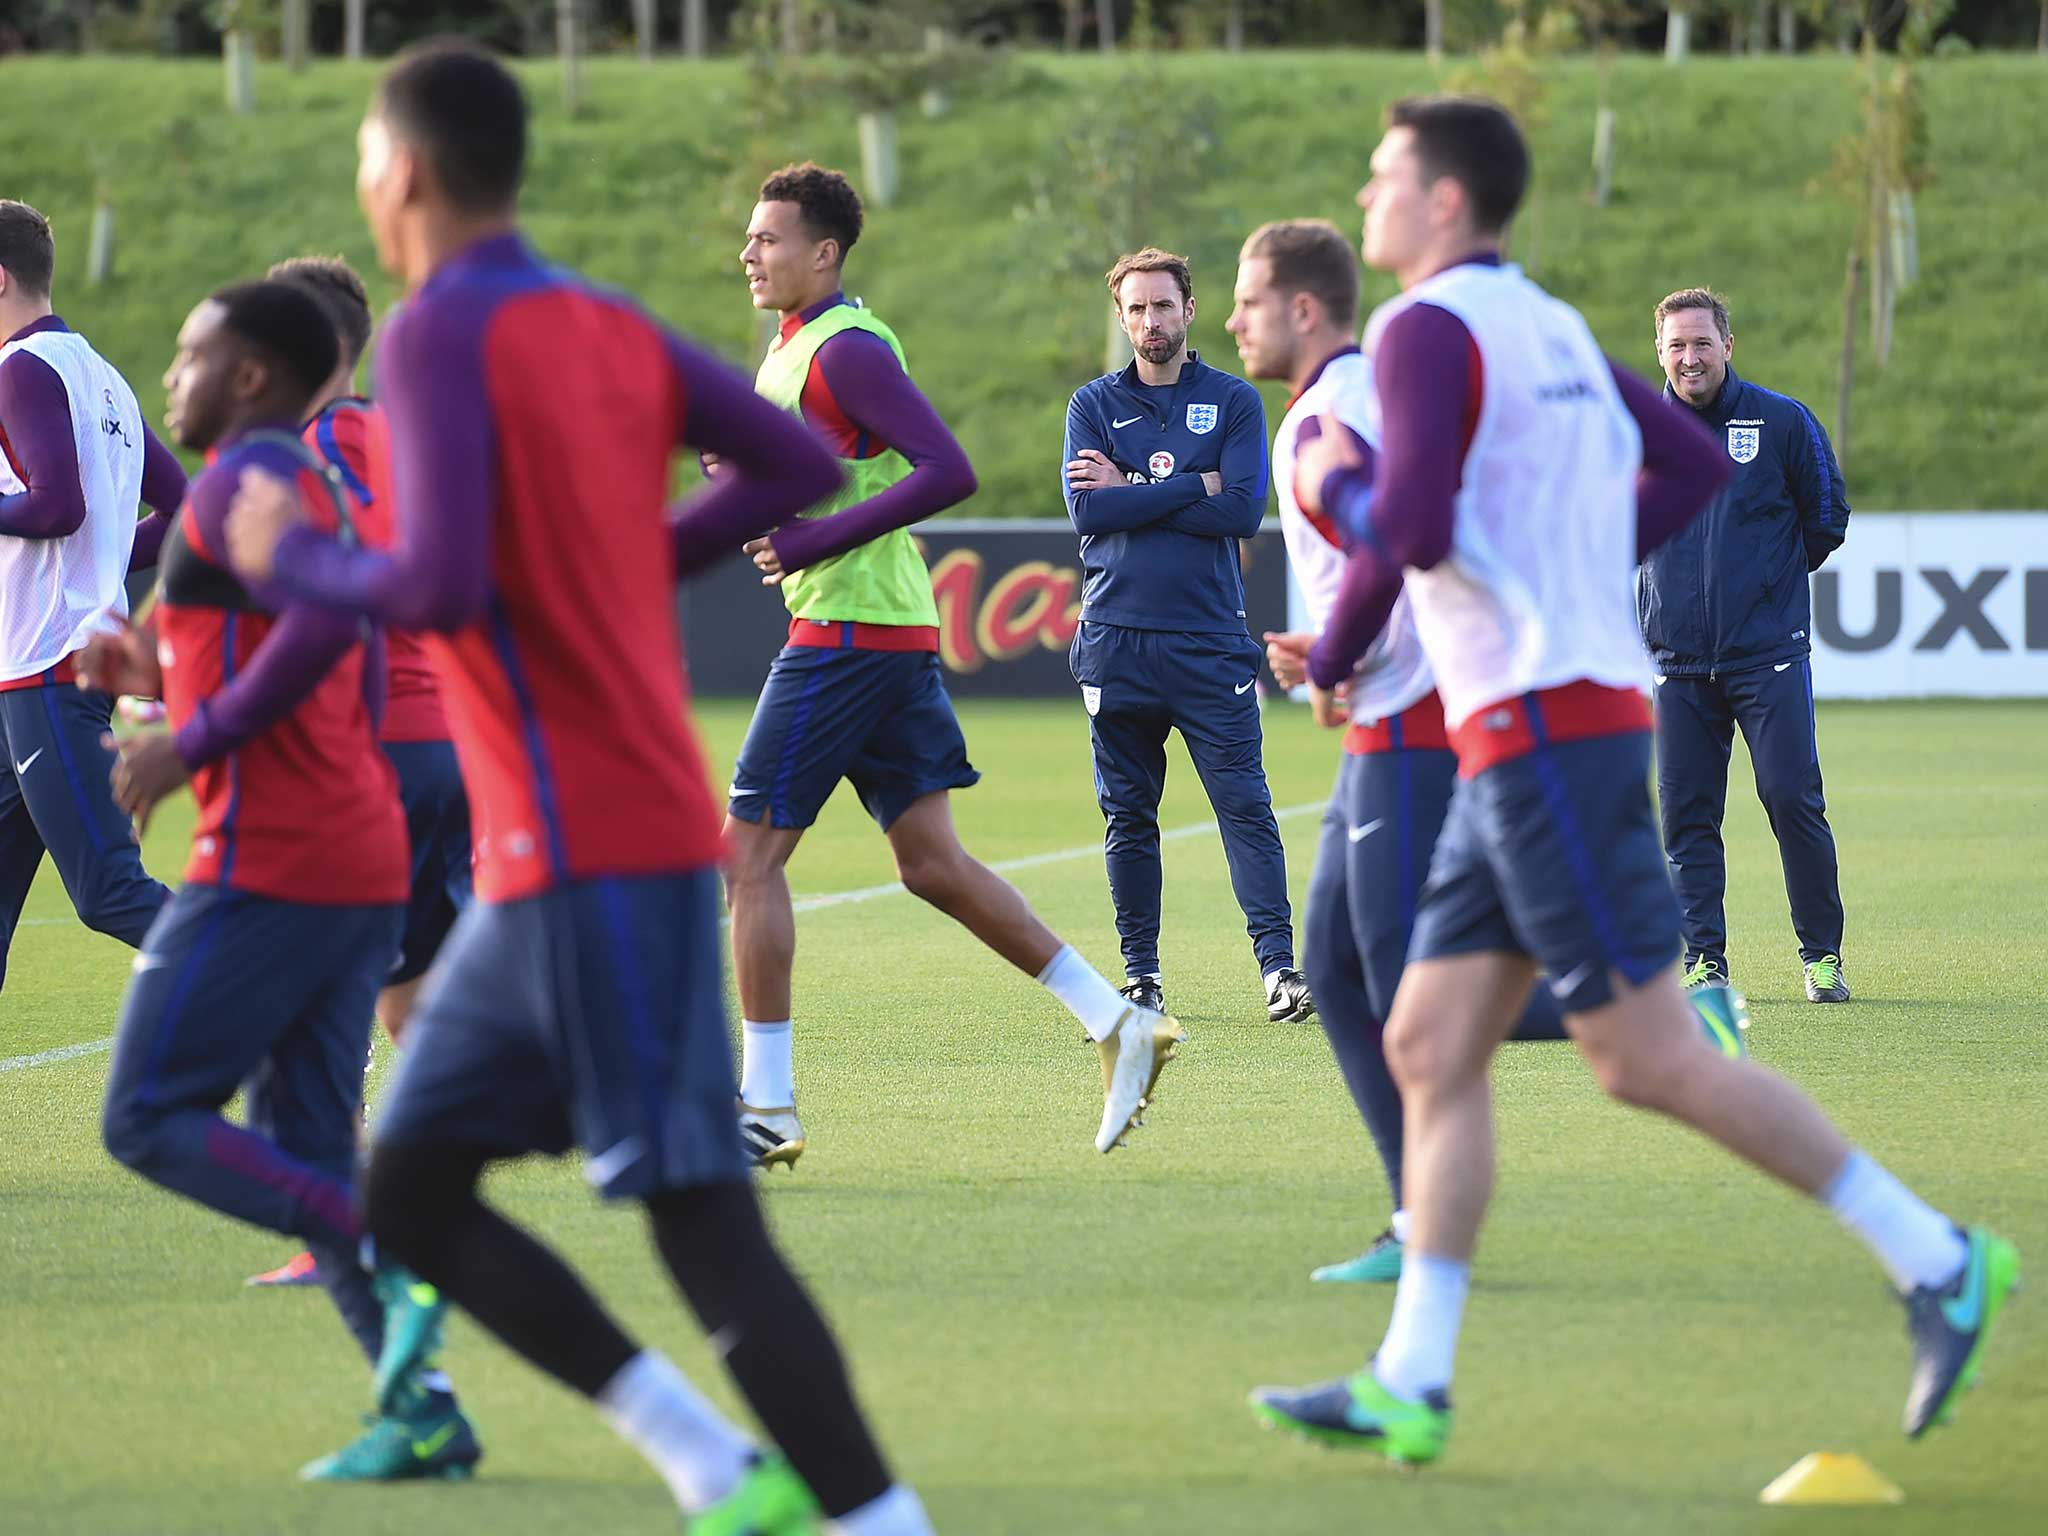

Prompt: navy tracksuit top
xmin=1061 ymin=353 xmax=1269 ymax=635
xmin=1638 ymin=366 xmax=1850 ymax=677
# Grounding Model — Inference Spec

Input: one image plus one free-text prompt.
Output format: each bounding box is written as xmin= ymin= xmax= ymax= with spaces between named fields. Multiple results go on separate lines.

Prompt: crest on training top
xmin=1727 ymin=426 xmax=1761 ymax=464
xmin=1186 ymin=403 xmax=1219 ymax=435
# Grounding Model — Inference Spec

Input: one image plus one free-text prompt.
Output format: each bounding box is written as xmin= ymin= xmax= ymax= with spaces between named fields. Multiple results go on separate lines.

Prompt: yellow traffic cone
xmin=1759 ymin=1452 xmax=1905 ymax=1506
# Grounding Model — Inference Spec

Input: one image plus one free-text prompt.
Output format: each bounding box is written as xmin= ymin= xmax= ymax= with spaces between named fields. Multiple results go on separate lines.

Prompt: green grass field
xmin=1 ymin=51 xmax=2044 ymax=512
xmin=2 ymin=697 xmax=2043 ymax=1534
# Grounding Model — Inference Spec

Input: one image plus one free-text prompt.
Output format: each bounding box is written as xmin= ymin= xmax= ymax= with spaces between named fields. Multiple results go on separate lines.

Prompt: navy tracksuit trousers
xmin=1654 ymin=658 xmax=1844 ymax=972
xmin=0 ymin=678 xmax=170 ymax=994
xmin=1071 ymin=621 xmax=1293 ymax=981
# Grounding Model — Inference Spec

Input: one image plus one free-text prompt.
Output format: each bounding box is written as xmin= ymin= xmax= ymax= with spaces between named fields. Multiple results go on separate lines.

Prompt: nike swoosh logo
xmin=412 ymin=1422 xmax=459 ymax=1460
xmin=1347 ymin=819 xmax=1384 ymax=843
xmin=584 ymin=1136 xmax=644 ymax=1188
xmin=1234 ymin=679 xmax=1256 ymax=695
xmin=1940 ymin=1237 xmax=1985 ymax=1332
xmin=12 ymin=748 xmax=42 ymax=775
xmin=1554 ymin=961 xmax=1598 ymax=996
xmin=1773 ymin=662 xmax=1793 ymax=672
xmin=1111 ymin=416 xmax=1143 ymax=429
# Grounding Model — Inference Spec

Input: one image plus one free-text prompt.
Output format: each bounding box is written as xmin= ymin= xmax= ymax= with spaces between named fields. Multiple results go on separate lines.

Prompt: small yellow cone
xmin=1760 ymin=1452 xmax=1905 ymax=1506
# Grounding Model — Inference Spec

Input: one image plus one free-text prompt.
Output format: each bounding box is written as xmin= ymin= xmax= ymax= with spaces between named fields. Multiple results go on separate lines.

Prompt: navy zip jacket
xmin=1062 ymin=352 xmax=1268 ymax=634
xmin=1638 ymin=365 xmax=1849 ymax=677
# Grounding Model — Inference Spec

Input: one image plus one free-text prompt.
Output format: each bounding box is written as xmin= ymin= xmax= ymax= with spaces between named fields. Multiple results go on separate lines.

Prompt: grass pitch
xmin=2 ymin=698 xmax=2042 ymax=1534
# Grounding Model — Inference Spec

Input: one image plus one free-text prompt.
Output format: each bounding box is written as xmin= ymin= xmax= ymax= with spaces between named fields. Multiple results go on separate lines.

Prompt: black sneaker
xmin=1118 ymin=977 xmax=1165 ymax=1014
xmin=1266 ymin=968 xmax=1316 ymax=1023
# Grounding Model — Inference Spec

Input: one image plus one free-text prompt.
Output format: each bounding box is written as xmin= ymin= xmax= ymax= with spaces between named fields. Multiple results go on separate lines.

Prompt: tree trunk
xmin=684 ymin=0 xmax=708 ymax=58
xmin=282 ymin=0 xmax=308 ymax=71
xmin=1869 ymin=180 xmax=1894 ymax=368
xmin=1062 ymin=0 xmax=1084 ymax=52
xmin=1664 ymin=7 xmax=1692 ymax=66
xmin=780 ymin=0 xmax=802 ymax=55
xmin=2039 ymin=0 xmax=2046 ymax=51
xmin=88 ymin=199 xmax=115 ymax=285
xmin=631 ymin=0 xmax=654 ymax=60
xmin=922 ymin=26 xmax=950 ymax=119
xmin=1890 ymin=188 xmax=1918 ymax=291
xmin=1104 ymin=304 xmax=1131 ymax=376
xmin=557 ymin=0 xmax=584 ymax=116
xmin=345 ymin=0 xmax=366 ymax=60
xmin=1590 ymin=106 xmax=1616 ymax=207
xmin=1425 ymin=0 xmax=1445 ymax=62
xmin=858 ymin=110 xmax=900 ymax=208
xmin=1750 ymin=0 xmax=1767 ymax=53
xmin=1835 ymin=245 xmax=1860 ymax=462
xmin=1225 ymin=0 xmax=1245 ymax=51
xmin=1096 ymin=0 xmax=1117 ymax=54
xmin=1779 ymin=3 xmax=1796 ymax=53
xmin=223 ymin=28 xmax=255 ymax=114
xmin=75 ymin=0 xmax=95 ymax=52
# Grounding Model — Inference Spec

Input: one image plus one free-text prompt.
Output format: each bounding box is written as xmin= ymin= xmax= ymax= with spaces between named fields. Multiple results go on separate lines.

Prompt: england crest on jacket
xmin=1186 ymin=402 xmax=1218 ymax=435
xmin=1727 ymin=423 xmax=1762 ymax=463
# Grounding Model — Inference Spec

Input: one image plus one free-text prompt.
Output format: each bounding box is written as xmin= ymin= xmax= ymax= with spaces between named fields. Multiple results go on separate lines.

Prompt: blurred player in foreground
xmin=1227 ymin=217 xmax=1567 ymax=1288
xmin=1249 ymin=95 xmax=2016 ymax=1464
xmin=88 ymin=279 xmax=479 ymax=1480
xmin=243 ymin=253 xmax=476 ymax=1292
xmin=226 ymin=42 xmax=932 ymax=1536
xmin=723 ymin=161 xmax=1179 ymax=1167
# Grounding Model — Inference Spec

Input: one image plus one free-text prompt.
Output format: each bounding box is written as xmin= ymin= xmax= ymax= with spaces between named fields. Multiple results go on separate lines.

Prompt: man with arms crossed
xmin=1064 ymin=247 xmax=1310 ymax=1025
xmin=1250 ymin=96 xmax=2014 ymax=1464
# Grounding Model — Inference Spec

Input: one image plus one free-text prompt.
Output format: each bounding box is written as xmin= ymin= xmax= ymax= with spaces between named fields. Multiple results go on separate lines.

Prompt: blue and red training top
xmin=267 ymin=232 xmax=840 ymax=903
xmin=157 ymin=427 xmax=407 ymax=903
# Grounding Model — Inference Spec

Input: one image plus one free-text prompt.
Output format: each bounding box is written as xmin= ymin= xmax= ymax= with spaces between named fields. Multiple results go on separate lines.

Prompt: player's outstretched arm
xmin=666 ymin=330 xmax=842 ymax=579
xmin=240 ymin=298 xmax=492 ymax=632
xmin=0 ymin=348 xmax=88 ymax=538
xmin=760 ymin=330 xmax=976 ymax=576
xmin=1606 ymin=360 xmax=1732 ymax=561
xmin=1161 ymin=385 xmax=1268 ymax=539
xmin=1062 ymin=393 xmax=1205 ymax=535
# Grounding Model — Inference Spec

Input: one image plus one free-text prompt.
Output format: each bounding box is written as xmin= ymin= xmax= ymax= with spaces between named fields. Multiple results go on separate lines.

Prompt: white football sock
xmin=1822 ymin=1149 xmax=1967 ymax=1292
xmin=740 ymin=1019 xmax=795 ymax=1107
xmin=1390 ymin=1209 xmax=1411 ymax=1244
xmin=829 ymin=1484 xmax=935 ymax=1536
xmin=1037 ymin=945 xmax=1131 ymax=1043
xmin=1373 ymin=1250 xmax=1469 ymax=1400
xmin=596 ymin=1350 xmax=752 ymax=1512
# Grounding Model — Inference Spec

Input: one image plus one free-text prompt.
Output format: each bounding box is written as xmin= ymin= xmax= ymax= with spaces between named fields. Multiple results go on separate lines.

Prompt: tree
xmin=1097 ymin=0 xmax=1117 ymax=52
xmin=684 ymin=0 xmax=709 ymax=56
xmin=631 ymin=0 xmax=655 ymax=59
xmin=1664 ymin=1 xmax=1695 ymax=62
xmin=281 ymin=0 xmax=307 ymax=70
xmin=558 ymin=0 xmax=584 ymax=115
xmin=345 ymin=0 xmax=366 ymax=59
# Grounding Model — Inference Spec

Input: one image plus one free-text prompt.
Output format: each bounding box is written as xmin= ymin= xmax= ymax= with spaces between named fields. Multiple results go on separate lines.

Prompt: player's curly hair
xmin=1105 ymin=247 xmax=1193 ymax=306
xmin=758 ymin=162 xmax=864 ymax=265
xmin=1655 ymin=287 xmax=1732 ymax=342
xmin=267 ymin=256 xmax=373 ymax=368
xmin=209 ymin=280 xmax=341 ymax=403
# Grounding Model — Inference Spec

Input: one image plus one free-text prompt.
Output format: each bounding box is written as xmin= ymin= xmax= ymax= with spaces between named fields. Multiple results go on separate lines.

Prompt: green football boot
xmin=300 ymin=1391 xmax=481 ymax=1482
xmin=686 ymin=1454 xmax=819 ymax=1536
xmin=1689 ymin=982 xmax=1750 ymax=1059
xmin=372 ymin=1263 xmax=448 ymax=1414
xmin=1249 ymin=1367 xmax=1452 ymax=1465
xmin=1902 ymin=1226 xmax=2020 ymax=1437
xmin=1804 ymin=954 xmax=1851 ymax=1003
xmin=1680 ymin=955 xmax=1727 ymax=991
xmin=1310 ymin=1229 xmax=1404 ymax=1284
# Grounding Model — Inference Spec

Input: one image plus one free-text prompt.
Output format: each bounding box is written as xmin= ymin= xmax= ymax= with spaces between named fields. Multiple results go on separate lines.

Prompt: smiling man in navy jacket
xmin=1062 ymin=246 xmax=1309 ymax=1025
xmin=1641 ymin=286 xmax=1851 ymax=1003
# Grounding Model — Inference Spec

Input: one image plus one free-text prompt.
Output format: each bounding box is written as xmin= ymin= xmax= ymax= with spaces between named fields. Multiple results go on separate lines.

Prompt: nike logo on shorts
xmin=1553 ymin=961 xmax=1598 ymax=996
xmin=1112 ymin=416 xmax=1143 ymax=429
xmin=584 ymin=1137 xmax=646 ymax=1188
xmin=1234 ymin=678 xmax=1256 ymax=695
xmin=12 ymin=748 xmax=42 ymax=775
xmin=1773 ymin=662 xmax=1793 ymax=672
xmin=1347 ymin=819 xmax=1384 ymax=843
